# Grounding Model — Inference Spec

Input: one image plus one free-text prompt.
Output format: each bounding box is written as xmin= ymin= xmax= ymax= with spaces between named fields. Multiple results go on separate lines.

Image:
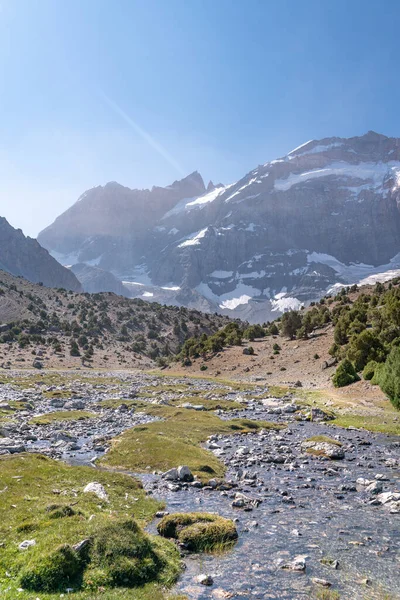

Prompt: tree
xmin=379 ymin=346 xmax=400 ymax=409
xmin=280 ymin=311 xmax=302 ymax=339
xmin=70 ymin=341 xmax=80 ymax=357
xmin=332 ymin=359 xmax=360 ymax=388
xmin=347 ymin=329 xmax=386 ymax=371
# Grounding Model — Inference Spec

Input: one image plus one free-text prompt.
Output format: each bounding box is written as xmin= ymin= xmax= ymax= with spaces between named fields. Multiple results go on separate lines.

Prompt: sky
xmin=1 ymin=0 xmax=400 ymax=237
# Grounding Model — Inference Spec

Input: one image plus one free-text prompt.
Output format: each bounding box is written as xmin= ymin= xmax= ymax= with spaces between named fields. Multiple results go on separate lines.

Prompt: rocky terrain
xmin=38 ymin=131 xmax=400 ymax=321
xmin=0 ymin=270 xmax=229 ymax=369
xmin=0 ymin=370 xmax=399 ymax=599
xmin=0 ymin=217 xmax=81 ymax=291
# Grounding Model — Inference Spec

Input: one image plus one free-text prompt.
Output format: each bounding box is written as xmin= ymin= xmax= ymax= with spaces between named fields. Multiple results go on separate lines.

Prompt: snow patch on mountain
xmin=287 ymin=140 xmax=314 ymax=155
xmin=178 ymin=228 xmax=208 ymax=248
xmin=289 ymin=142 xmax=344 ymax=158
xmin=275 ymin=161 xmax=400 ymax=192
xmin=271 ymin=293 xmax=303 ymax=312
xmin=219 ymin=295 xmax=252 ymax=310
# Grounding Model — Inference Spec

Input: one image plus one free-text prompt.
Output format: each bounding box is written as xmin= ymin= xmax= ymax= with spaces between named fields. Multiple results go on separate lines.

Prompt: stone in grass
xmin=157 ymin=512 xmax=238 ymax=552
xmin=19 ymin=539 xmax=36 ymax=551
xmin=83 ymin=482 xmax=109 ymax=502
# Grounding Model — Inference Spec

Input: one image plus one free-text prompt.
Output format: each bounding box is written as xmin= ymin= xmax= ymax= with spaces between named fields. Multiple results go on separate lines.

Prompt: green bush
xmin=362 ymin=360 xmax=378 ymax=381
xmin=379 ymin=346 xmax=400 ymax=409
xmin=332 ymin=359 xmax=360 ymax=388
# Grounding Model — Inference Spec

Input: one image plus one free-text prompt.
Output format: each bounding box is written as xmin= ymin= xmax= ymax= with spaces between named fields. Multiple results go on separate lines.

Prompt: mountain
xmin=0 ymin=217 xmax=81 ymax=292
xmin=70 ymin=263 xmax=130 ymax=296
xmin=38 ymin=131 xmax=400 ymax=322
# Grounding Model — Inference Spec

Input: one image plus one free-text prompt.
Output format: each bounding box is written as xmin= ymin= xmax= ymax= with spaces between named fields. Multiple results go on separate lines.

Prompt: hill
xmin=0 ymin=270 xmax=230 ymax=370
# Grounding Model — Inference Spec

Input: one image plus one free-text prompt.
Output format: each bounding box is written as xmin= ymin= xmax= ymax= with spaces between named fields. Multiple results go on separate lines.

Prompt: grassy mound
xmin=0 ymin=454 xmax=182 ymax=599
xmin=305 ymin=435 xmax=342 ymax=446
xmin=157 ymin=512 xmax=238 ymax=552
xmin=100 ymin=405 xmax=282 ymax=481
xmin=29 ymin=410 xmax=96 ymax=425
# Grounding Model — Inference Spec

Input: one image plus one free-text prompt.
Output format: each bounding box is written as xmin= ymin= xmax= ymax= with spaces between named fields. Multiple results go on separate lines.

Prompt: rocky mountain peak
xmin=0 ymin=217 xmax=81 ymax=291
xmin=38 ymin=131 xmax=400 ymax=322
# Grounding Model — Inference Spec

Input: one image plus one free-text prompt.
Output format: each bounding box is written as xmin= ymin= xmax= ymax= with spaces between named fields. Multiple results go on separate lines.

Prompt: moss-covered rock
xmin=19 ymin=544 xmax=83 ymax=592
xmin=157 ymin=512 xmax=238 ymax=552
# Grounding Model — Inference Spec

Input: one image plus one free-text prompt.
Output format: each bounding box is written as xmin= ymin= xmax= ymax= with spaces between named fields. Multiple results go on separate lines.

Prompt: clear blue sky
xmin=1 ymin=0 xmax=400 ymax=237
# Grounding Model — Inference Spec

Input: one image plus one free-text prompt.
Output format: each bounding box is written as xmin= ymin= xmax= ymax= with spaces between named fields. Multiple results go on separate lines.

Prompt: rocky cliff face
xmin=70 ymin=263 xmax=130 ymax=296
xmin=38 ymin=132 xmax=400 ymax=321
xmin=0 ymin=217 xmax=81 ymax=291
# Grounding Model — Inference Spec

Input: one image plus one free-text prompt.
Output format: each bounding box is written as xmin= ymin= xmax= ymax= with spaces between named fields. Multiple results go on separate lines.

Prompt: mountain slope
xmin=38 ymin=132 xmax=400 ymax=321
xmin=0 ymin=270 xmax=230 ymax=370
xmin=0 ymin=217 xmax=81 ymax=291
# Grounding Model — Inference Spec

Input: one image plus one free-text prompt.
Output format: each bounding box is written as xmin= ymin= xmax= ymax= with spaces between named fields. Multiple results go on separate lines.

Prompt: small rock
xmin=194 ymin=574 xmax=214 ymax=586
xmin=19 ymin=539 xmax=36 ymax=550
xmin=83 ymin=482 xmax=109 ymax=502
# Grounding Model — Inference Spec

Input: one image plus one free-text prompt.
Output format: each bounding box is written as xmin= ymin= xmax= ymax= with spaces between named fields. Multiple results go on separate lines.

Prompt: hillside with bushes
xmin=175 ymin=278 xmax=400 ymax=409
xmin=0 ymin=270 xmax=230 ymax=370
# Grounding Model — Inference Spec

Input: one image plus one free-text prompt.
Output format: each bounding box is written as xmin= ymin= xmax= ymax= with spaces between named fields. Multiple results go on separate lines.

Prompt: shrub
xmin=280 ymin=311 xmax=302 ymax=339
xmin=332 ymin=359 xmax=360 ymax=388
xmin=363 ymin=360 xmax=378 ymax=381
xmin=70 ymin=341 xmax=80 ymax=357
xmin=379 ymin=346 xmax=400 ymax=409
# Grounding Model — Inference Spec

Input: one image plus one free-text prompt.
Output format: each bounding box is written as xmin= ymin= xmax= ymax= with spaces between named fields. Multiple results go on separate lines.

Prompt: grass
xmin=332 ymin=414 xmax=400 ymax=436
xmin=29 ymin=410 xmax=97 ymax=425
xmin=295 ymin=387 xmax=400 ymax=436
xmin=0 ymin=453 xmax=184 ymax=599
xmin=314 ymin=591 xmax=340 ymax=600
xmin=98 ymin=398 xmax=138 ymax=409
xmin=0 ymin=371 xmax=129 ymax=390
xmin=157 ymin=512 xmax=238 ymax=552
xmin=100 ymin=405 xmax=282 ymax=481
xmin=305 ymin=435 xmax=342 ymax=447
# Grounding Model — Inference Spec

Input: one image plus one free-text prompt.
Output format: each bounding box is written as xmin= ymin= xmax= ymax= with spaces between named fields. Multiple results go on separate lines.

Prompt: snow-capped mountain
xmin=38 ymin=131 xmax=400 ymax=322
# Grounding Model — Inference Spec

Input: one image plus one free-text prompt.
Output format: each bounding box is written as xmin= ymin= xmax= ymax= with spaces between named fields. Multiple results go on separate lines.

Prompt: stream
xmin=1 ymin=373 xmax=399 ymax=599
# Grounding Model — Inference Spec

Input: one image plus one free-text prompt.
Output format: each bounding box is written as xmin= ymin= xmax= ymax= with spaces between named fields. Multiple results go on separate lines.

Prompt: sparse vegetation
xmin=0 ymin=454 xmax=182 ymax=599
xmin=100 ymin=405 xmax=282 ymax=480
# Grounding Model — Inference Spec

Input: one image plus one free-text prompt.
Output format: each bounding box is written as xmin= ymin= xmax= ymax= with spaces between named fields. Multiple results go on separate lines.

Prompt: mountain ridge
xmin=37 ymin=131 xmax=400 ymax=321
xmin=0 ymin=217 xmax=81 ymax=292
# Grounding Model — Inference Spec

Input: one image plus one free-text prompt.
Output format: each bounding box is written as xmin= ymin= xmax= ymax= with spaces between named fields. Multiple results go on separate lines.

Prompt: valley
xmin=0 ymin=370 xmax=399 ymax=599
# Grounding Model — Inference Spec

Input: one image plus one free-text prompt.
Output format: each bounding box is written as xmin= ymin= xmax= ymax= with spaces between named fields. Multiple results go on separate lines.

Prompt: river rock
xmin=195 ymin=574 xmax=214 ymax=586
xmin=301 ymin=440 xmax=345 ymax=459
xmin=177 ymin=465 xmax=194 ymax=482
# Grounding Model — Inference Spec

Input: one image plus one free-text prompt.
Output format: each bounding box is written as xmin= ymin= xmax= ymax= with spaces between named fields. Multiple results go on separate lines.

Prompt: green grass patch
xmin=100 ymin=406 xmax=282 ymax=481
xmin=29 ymin=410 xmax=97 ymax=425
xmin=157 ymin=512 xmax=238 ymax=552
xmin=305 ymin=435 xmax=342 ymax=446
xmin=332 ymin=414 xmax=400 ymax=436
xmin=0 ymin=454 xmax=183 ymax=599
xmin=98 ymin=398 xmax=138 ymax=409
